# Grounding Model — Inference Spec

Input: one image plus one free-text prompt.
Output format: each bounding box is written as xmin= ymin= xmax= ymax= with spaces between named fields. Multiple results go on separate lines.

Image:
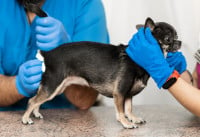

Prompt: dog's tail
xmin=17 ymin=0 xmax=47 ymax=17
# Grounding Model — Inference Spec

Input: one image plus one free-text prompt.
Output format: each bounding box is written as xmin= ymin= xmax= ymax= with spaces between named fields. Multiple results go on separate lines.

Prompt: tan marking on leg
xmin=125 ymin=97 xmax=146 ymax=124
xmin=112 ymin=77 xmax=137 ymax=129
xmin=113 ymin=93 xmax=138 ymax=129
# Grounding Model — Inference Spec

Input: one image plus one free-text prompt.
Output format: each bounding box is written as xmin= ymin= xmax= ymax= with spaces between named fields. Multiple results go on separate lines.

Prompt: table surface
xmin=0 ymin=105 xmax=200 ymax=137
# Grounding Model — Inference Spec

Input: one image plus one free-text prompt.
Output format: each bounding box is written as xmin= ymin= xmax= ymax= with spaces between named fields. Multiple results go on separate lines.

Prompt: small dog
xmin=22 ymin=17 xmax=181 ymax=129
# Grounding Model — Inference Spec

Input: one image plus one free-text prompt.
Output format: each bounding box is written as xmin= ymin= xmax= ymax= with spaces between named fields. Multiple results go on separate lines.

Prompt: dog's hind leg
xmin=22 ymin=76 xmax=89 ymax=125
xmin=33 ymin=105 xmax=43 ymax=119
xmin=124 ymin=97 xmax=146 ymax=124
xmin=21 ymin=86 xmax=50 ymax=124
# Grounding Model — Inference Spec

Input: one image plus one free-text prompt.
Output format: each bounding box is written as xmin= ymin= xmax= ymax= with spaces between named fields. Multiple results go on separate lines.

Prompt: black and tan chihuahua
xmin=21 ymin=16 xmax=181 ymax=129
xmin=20 ymin=1 xmax=182 ymax=129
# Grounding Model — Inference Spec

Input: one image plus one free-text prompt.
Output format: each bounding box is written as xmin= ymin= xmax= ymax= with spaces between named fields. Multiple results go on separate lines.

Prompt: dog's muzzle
xmin=167 ymin=40 xmax=182 ymax=52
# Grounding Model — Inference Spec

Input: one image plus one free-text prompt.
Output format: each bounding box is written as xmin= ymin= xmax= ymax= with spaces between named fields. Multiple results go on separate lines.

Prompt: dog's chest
xmin=129 ymin=79 xmax=147 ymax=96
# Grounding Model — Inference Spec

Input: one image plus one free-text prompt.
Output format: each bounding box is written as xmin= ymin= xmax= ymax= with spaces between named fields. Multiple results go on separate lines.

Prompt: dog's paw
xmin=122 ymin=122 xmax=138 ymax=129
xmin=123 ymin=123 xmax=138 ymax=129
xmin=117 ymin=115 xmax=138 ymax=129
xmin=22 ymin=117 xmax=34 ymax=125
xmin=130 ymin=117 xmax=146 ymax=124
xmin=33 ymin=111 xmax=43 ymax=119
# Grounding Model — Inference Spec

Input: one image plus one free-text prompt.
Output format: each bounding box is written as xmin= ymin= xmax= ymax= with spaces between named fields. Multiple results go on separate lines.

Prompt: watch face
xmin=162 ymin=77 xmax=177 ymax=89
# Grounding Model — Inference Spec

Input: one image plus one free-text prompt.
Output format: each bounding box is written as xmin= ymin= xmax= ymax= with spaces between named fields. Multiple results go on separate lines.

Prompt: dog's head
xmin=136 ymin=17 xmax=181 ymax=55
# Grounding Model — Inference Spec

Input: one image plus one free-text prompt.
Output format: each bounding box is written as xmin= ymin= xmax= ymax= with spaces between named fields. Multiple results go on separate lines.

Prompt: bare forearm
xmin=180 ymin=70 xmax=193 ymax=85
xmin=64 ymin=85 xmax=98 ymax=110
xmin=0 ymin=75 xmax=24 ymax=106
xmin=169 ymin=78 xmax=200 ymax=116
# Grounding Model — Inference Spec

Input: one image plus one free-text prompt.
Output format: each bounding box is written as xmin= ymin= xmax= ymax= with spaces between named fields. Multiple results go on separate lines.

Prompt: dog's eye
xmin=164 ymin=37 xmax=170 ymax=43
xmin=154 ymin=28 xmax=162 ymax=34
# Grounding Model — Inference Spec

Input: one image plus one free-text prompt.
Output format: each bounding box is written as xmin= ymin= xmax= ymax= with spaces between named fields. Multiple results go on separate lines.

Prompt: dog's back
xmin=40 ymin=41 xmax=149 ymax=97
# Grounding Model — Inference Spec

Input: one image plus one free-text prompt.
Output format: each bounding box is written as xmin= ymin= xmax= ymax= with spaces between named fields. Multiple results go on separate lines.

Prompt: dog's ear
xmin=144 ymin=17 xmax=155 ymax=31
xmin=136 ymin=24 xmax=144 ymax=30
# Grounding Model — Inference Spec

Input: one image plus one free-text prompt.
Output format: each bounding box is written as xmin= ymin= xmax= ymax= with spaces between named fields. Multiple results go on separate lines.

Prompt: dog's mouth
xmin=166 ymin=40 xmax=182 ymax=52
xmin=159 ymin=39 xmax=182 ymax=53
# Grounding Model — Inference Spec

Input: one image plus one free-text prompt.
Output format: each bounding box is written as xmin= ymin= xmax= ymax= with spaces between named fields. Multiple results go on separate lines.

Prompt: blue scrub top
xmin=0 ymin=0 xmax=109 ymax=111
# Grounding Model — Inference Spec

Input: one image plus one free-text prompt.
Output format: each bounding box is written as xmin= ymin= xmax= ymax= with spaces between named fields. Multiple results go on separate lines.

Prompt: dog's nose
xmin=173 ymin=40 xmax=182 ymax=51
xmin=174 ymin=40 xmax=182 ymax=46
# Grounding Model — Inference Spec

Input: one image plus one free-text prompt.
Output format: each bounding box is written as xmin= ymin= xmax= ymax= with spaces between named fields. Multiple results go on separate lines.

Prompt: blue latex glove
xmin=166 ymin=52 xmax=186 ymax=74
xmin=16 ymin=59 xmax=43 ymax=97
xmin=35 ymin=16 xmax=71 ymax=51
xmin=126 ymin=28 xmax=174 ymax=88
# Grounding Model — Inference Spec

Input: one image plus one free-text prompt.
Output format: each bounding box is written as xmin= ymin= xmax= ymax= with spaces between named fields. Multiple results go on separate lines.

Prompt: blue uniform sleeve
xmin=0 ymin=27 xmax=5 ymax=74
xmin=0 ymin=50 xmax=4 ymax=74
xmin=0 ymin=53 xmax=3 ymax=74
xmin=73 ymin=0 xmax=109 ymax=43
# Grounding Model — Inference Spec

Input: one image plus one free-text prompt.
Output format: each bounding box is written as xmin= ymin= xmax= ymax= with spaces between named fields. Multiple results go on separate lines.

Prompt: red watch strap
xmin=166 ymin=70 xmax=180 ymax=82
xmin=162 ymin=70 xmax=180 ymax=89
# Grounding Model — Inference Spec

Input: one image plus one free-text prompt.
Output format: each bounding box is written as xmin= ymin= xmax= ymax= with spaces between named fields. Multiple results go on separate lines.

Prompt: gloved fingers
xmin=36 ymin=31 xmax=59 ymax=43
xmin=22 ymin=61 xmax=42 ymax=77
xmin=18 ymin=61 xmax=41 ymax=79
xmin=23 ymin=73 xmax=42 ymax=85
xmin=168 ymin=52 xmax=185 ymax=64
xmin=166 ymin=54 xmax=178 ymax=65
xmin=128 ymin=31 xmax=139 ymax=48
xmin=144 ymin=27 xmax=158 ymax=45
xmin=137 ymin=28 xmax=149 ymax=47
xmin=24 ymin=82 xmax=40 ymax=92
xmin=166 ymin=52 xmax=174 ymax=58
xmin=23 ymin=59 xmax=43 ymax=68
xmin=29 ymin=82 xmax=41 ymax=91
xmin=24 ymin=65 xmax=43 ymax=77
xmin=167 ymin=60 xmax=177 ymax=67
xmin=36 ymin=16 xmax=57 ymax=27
xmin=166 ymin=57 xmax=181 ymax=67
xmin=167 ymin=52 xmax=181 ymax=58
xmin=35 ymin=25 xmax=56 ymax=35
xmin=36 ymin=40 xmax=59 ymax=51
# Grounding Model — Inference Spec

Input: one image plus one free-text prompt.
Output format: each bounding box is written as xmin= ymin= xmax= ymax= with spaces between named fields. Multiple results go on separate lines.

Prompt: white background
xmin=101 ymin=0 xmax=200 ymax=106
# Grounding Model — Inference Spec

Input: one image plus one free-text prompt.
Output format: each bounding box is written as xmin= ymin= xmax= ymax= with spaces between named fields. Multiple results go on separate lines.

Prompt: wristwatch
xmin=162 ymin=70 xmax=180 ymax=89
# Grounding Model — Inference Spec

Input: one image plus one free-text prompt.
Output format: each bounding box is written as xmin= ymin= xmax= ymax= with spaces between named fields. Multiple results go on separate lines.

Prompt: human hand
xmin=16 ymin=59 xmax=43 ymax=97
xmin=35 ymin=16 xmax=71 ymax=51
xmin=126 ymin=27 xmax=174 ymax=88
xmin=166 ymin=52 xmax=187 ymax=74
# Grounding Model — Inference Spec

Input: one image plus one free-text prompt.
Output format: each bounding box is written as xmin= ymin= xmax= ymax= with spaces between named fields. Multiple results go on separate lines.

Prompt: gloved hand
xmin=166 ymin=52 xmax=187 ymax=74
xmin=126 ymin=28 xmax=174 ymax=88
xmin=16 ymin=59 xmax=43 ymax=97
xmin=35 ymin=16 xmax=71 ymax=51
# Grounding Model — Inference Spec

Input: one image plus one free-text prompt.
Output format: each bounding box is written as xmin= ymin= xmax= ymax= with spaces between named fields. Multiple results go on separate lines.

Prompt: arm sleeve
xmin=0 ymin=29 xmax=5 ymax=74
xmin=73 ymin=0 xmax=109 ymax=43
xmin=0 ymin=50 xmax=4 ymax=74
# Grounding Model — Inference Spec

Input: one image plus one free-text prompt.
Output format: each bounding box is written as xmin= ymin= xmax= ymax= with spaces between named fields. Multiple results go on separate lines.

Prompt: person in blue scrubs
xmin=0 ymin=0 xmax=109 ymax=110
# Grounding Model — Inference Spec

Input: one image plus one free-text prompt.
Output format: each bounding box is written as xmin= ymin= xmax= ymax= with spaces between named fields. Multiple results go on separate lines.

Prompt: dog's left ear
xmin=144 ymin=17 xmax=156 ymax=31
xmin=136 ymin=24 xmax=144 ymax=30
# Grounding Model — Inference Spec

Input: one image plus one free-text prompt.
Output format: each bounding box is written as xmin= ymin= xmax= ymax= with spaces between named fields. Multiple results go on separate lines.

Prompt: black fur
xmin=40 ymin=42 xmax=148 ymax=97
xmin=39 ymin=17 xmax=181 ymax=99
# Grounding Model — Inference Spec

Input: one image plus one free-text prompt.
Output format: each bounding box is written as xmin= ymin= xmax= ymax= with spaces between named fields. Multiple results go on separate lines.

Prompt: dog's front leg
xmin=113 ymin=93 xmax=137 ymax=129
xmin=124 ymin=97 xmax=146 ymax=124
